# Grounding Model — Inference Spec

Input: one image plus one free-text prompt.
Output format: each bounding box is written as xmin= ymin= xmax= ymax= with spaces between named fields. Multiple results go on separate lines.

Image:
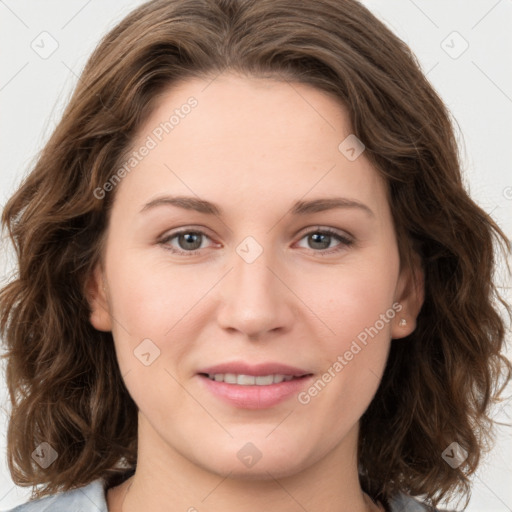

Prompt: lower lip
xmin=198 ymin=375 xmax=313 ymax=409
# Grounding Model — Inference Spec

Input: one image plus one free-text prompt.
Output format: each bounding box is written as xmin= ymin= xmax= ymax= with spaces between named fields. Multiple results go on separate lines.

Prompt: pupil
xmin=310 ymin=233 xmax=329 ymax=250
xmin=181 ymin=232 xmax=201 ymax=250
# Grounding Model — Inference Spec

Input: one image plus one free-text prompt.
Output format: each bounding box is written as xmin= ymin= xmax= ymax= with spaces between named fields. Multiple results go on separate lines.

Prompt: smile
xmin=204 ymin=373 xmax=300 ymax=385
xmin=196 ymin=361 xmax=313 ymax=408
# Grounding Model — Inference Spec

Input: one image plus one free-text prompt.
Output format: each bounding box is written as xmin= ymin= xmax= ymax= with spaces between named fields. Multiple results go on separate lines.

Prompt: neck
xmin=109 ymin=413 xmax=382 ymax=512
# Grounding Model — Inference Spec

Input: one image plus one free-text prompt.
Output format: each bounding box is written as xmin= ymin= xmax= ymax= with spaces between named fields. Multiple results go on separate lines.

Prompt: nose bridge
xmin=237 ymin=236 xmax=276 ymax=287
xmin=233 ymin=233 xmax=281 ymax=304
xmin=217 ymin=233 xmax=290 ymax=337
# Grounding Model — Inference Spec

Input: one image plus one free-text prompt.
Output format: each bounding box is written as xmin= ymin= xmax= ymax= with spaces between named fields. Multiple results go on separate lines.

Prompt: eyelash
xmin=159 ymin=226 xmax=354 ymax=257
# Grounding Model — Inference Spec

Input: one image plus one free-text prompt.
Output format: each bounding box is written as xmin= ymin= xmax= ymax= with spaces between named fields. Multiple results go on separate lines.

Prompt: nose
xmin=216 ymin=241 xmax=294 ymax=340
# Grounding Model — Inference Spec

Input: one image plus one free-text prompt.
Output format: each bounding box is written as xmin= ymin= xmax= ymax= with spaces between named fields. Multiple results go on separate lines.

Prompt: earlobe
xmin=86 ymin=264 xmax=113 ymax=332
xmin=391 ymin=254 xmax=425 ymax=340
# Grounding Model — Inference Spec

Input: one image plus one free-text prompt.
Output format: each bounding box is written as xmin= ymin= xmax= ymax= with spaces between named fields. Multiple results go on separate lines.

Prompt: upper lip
xmin=198 ymin=361 xmax=312 ymax=377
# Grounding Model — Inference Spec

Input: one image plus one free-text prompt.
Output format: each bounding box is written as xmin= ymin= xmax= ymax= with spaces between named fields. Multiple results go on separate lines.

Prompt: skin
xmin=87 ymin=72 xmax=424 ymax=512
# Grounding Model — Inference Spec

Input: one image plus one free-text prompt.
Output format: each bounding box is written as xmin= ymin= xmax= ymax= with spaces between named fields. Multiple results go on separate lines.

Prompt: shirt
xmin=2 ymin=477 xmax=449 ymax=512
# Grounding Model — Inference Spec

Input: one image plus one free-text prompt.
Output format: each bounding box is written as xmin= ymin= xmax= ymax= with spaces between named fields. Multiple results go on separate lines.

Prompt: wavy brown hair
xmin=1 ymin=0 xmax=510 ymax=509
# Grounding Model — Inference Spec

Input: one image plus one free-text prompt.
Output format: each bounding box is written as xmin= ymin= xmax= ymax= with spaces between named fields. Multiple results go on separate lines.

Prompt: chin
xmin=202 ymin=459 xmax=308 ymax=481
xmin=188 ymin=440 xmax=312 ymax=480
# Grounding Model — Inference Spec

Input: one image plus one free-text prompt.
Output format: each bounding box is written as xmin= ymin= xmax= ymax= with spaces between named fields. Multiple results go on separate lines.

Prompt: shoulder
xmin=2 ymin=482 xmax=456 ymax=512
xmin=1 ymin=478 xmax=108 ymax=512
xmin=389 ymin=492 xmax=456 ymax=512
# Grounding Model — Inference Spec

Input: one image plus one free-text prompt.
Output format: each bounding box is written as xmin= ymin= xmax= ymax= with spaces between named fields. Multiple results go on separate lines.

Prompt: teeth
xmin=224 ymin=373 xmax=237 ymax=384
xmin=237 ymin=374 xmax=255 ymax=385
xmin=207 ymin=373 xmax=296 ymax=385
xmin=255 ymin=375 xmax=273 ymax=385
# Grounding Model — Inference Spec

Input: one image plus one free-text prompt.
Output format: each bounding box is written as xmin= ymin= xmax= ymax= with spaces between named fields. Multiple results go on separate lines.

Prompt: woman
xmin=1 ymin=0 xmax=510 ymax=511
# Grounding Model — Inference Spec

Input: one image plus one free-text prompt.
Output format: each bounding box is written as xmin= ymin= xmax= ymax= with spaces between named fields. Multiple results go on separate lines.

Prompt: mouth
xmin=196 ymin=362 xmax=314 ymax=409
xmin=199 ymin=373 xmax=311 ymax=385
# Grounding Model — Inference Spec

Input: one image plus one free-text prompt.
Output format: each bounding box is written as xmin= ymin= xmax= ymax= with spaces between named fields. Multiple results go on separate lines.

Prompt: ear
xmin=85 ymin=263 xmax=113 ymax=332
xmin=391 ymin=251 xmax=424 ymax=340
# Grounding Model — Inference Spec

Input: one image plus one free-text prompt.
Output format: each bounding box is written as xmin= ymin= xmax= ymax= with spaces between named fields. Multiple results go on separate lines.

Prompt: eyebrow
xmin=140 ymin=195 xmax=375 ymax=218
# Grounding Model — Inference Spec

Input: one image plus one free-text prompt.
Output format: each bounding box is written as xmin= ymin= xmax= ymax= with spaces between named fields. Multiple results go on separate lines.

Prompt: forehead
xmin=117 ymin=73 xmax=389 ymax=218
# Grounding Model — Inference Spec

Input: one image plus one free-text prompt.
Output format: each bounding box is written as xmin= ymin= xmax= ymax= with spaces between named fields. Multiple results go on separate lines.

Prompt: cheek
xmin=104 ymin=250 xmax=206 ymax=383
xmin=308 ymin=247 xmax=399 ymax=393
xmin=106 ymin=247 xmax=206 ymax=334
xmin=300 ymin=273 xmax=396 ymax=425
xmin=104 ymin=254 xmax=201 ymax=417
xmin=315 ymin=253 xmax=399 ymax=348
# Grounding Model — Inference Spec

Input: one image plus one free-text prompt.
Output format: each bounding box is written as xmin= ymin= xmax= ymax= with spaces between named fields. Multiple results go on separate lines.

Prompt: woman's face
xmin=89 ymin=72 xmax=422 ymax=479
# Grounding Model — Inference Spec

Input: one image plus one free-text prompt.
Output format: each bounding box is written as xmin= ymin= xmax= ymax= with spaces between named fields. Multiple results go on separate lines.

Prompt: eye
xmin=159 ymin=226 xmax=354 ymax=256
xmin=160 ymin=229 xmax=213 ymax=256
xmin=296 ymin=227 xmax=354 ymax=255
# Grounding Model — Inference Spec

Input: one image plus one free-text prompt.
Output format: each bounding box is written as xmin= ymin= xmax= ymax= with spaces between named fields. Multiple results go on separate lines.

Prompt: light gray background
xmin=0 ymin=1 xmax=511 ymax=511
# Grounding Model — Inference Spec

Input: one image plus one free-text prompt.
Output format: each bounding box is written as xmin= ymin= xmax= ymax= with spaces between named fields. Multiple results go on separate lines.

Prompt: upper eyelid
xmin=160 ymin=225 xmax=351 ymax=238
